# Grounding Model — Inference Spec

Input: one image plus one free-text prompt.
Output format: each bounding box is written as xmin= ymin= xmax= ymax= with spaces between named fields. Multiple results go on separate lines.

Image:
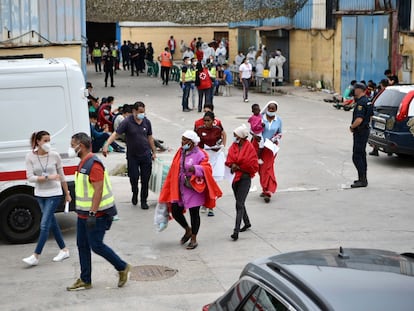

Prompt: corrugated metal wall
xmin=338 ymin=0 xmax=396 ymax=11
xmin=0 ymin=0 xmax=83 ymax=46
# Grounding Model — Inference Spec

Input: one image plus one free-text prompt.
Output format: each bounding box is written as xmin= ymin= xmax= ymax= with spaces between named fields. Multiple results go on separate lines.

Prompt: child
xmin=248 ymin=103 xmax=264 ymax=164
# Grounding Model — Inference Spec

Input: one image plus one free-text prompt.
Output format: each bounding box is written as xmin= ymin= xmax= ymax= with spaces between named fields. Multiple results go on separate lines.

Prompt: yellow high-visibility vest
xmin=92 ymin=48 xmax=102 ymax=57
xmin=75 ymin=155 xmax=115 ymax=212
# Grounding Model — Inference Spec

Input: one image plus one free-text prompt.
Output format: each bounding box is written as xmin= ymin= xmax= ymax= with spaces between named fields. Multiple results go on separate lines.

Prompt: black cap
xmin=354 ymin=82 xmax=366 ymax=91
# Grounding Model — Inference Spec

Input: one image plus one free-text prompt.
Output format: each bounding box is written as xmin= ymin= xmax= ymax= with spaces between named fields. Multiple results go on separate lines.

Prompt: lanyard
xmin=37 ymin=152 xmax=49 ymax=174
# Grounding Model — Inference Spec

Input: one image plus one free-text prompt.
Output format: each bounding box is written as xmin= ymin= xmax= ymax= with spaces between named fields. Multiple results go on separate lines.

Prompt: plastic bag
xmin=154 ymin=202 xmax=169 ymax=232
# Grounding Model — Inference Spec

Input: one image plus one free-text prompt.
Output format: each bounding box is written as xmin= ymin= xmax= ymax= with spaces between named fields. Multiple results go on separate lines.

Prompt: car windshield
xmin=374 ymin=89 xmax=406 ymax=108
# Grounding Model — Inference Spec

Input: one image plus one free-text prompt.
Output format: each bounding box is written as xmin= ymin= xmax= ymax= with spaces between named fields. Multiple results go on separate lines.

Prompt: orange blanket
xmin=158 ymin=148 xmax=222 ymax=208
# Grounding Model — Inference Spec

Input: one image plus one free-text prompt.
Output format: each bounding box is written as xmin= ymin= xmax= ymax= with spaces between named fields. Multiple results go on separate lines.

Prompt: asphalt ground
xmin=1 ymin=65 xmax=413 ymax=311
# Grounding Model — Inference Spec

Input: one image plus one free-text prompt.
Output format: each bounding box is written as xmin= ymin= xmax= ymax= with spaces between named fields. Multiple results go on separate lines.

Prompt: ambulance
xmin=0 ymin=57 xmax=89 ymax=243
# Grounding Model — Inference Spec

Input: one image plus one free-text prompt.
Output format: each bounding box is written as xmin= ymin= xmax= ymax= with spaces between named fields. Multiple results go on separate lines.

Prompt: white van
xmin=0 ymin=57 xmax=90 ymax=243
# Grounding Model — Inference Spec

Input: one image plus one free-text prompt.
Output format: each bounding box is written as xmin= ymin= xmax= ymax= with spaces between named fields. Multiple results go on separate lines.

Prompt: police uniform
xmin=181 ymin=63 xmax=194 ymax=111
xmin=350 ymin=83 xmax=372 ymax=187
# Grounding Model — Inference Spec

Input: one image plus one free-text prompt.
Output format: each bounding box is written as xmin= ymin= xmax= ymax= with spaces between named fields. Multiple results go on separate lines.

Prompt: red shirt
xmin=194 ymin=118 xmax=223 ymax=130
xmin=196 ymin=50 xmax=203 ymax=61
xmin=78 ymin=153 xmax=104 ymax=183
xmin=195 ymin=125 xmax=223 ymax=150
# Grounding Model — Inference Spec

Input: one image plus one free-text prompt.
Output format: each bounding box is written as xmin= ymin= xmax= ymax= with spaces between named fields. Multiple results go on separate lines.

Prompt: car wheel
xmin=0 ymin=194 xmax=41 ymax=244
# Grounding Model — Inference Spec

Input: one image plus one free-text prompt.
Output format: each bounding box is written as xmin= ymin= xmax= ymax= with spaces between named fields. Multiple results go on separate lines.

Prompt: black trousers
xmin=171 ymin=204 xmax=201 ymax=235
xmin=352 ymin=127 xmax=370 ymax=178
xmin=232 ymin=176 xmax=251 ymax=232
xmin=161 ymin=66 xmax=171 ymax=84
xmin=104 ymin=68 xmax=114 ymax=86
xmin=127 ymin=153 xmax=152 ymax=204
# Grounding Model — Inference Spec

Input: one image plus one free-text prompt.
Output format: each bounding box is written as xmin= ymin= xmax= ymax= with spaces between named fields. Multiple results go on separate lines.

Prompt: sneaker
xmin=118 ymin=263 xmax=131 ymax=287
xmin=67 ymin=278 xmax=92 ymax=291
xmin=207 ymin=209 xmax=215 ymax=217
xmin=22 ymin=254 xmax=39 ymax=266
xmin=53 ymin=249 xmax=70 ymax=262
xmin=244 ymin=99 xmax=249 ymax=102
xmin=200 ymin=206 xmax=207 ymax=213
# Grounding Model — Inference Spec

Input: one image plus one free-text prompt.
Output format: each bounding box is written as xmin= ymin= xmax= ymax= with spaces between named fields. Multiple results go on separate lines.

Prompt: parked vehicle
xmin=203 ymin=247 xmax=414 ymax=311
xmin=368 ymin=85 xmax=414 ymax=156
xmin=0 ymin=57 xmax=89 ymax=243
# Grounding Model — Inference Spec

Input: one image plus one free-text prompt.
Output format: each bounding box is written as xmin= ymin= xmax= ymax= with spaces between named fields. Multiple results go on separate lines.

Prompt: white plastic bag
xmin=154 ymin=202 xmax=169 ymax=232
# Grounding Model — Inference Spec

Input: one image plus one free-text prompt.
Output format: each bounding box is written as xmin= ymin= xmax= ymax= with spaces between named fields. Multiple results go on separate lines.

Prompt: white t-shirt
xmin=239 ymin=63 xmax=252 ymax=79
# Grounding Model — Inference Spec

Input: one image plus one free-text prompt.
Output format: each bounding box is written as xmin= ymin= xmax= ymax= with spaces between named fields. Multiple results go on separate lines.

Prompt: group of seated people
xmin=87 ymin=81 xmax=130 ymax=153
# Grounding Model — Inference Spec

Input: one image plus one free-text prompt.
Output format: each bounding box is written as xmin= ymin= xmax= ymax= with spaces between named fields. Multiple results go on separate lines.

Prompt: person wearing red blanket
xmin=158 ymin=130 xmax=222 ymax=249
xmin=225 ymin=125 xmax=259 ymax=241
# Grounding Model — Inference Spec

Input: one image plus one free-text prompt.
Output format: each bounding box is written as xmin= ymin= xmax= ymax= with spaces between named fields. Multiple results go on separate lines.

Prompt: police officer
xmin=349 ymin=82 xmax=373 ymax=188
xmin=103 ymin=50 xmax=115 ymax=87
xmin=92 ymin=42 xmax=102 ymax=73
xmin=181 ymin=57 xmax=193 ymax=112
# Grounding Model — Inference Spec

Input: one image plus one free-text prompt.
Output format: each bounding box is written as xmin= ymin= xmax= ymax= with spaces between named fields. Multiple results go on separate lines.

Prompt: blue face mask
xmin=233 ymin=137 xmax=240 ymax=144
xmin=266 ymin=111 xmax=276 ymax=117
xmin=137 ymin=113 xmax=145 ymax=120
xmin=182 ymin=143 xmax=191 ymax=150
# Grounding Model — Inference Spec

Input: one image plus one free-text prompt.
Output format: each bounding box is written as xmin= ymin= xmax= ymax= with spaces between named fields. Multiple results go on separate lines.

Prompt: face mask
xmin=193 ymin=62 xmax=197 ymax=66
xmin=41 ymin=142 xmax=51 ymax=152
xmin=266 ymin=111 xmax=276 ymax=117
xmin=276 ymin=51 xmax=281 ymax=56
xmin=182 ymin=143 xmax=191 ymax=150
xmin=233 ymin=137 xmax=240 ymax=144
xmin=186 ymin=61 xmax=191 ymax=65
xmin=137 ymin=113 xmax=145 ymax=120
xmin=246 ymin=60 xmax=250 ymax=64
xmin=68 ymin=145 xmax=79 ymax=158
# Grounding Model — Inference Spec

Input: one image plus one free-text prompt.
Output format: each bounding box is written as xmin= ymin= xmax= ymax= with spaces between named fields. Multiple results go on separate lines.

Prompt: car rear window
xmin=374 ymin=89 xmax=406 ymax=108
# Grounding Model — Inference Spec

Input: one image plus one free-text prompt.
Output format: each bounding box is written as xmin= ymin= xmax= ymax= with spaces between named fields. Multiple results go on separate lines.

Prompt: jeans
xmin=77 ymin=215 xmax=127 ymax=284
xmin=94 ymin=57 xmax=101 ymax=72
xmin=198 ymin=88 xmax=211 ymax=112
xmin=127 ymin=153 xmax=152 ymax=204
xmin=242 ymin=78 xmax=250 ymax=100
xmin=232 ymin=177 xmax=251 ymax=232
xmin=35 ymin=195 xmax=65 ymax=254
xmin=182 ymin=83 xmax=191 ymax=110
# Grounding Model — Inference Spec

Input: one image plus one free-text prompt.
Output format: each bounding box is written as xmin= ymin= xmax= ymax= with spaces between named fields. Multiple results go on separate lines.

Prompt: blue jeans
xmin=182 ymin=83 xmax=191 ymax=110
xmin=77 ymin=215 xmax=127 ymax=284
xmin=35 ymin=195 xmax=65 ymax=254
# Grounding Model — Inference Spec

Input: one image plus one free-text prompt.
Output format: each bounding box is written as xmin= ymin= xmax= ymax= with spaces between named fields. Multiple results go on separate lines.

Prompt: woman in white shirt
xmin=239 ymin=58 xmax=252 ymax=103
xmin=22 ymin=131 xmax=71 ymax=266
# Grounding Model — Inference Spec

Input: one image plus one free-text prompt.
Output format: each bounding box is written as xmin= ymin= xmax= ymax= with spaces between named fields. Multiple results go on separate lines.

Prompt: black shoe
xmin=141 ymin=202 xmax=149 ymax=210
xmin=240 ymin=224 xmax=251 ymax=232
xmin=111 ymin=85 xmax=115 ymax=87
xmin=369 ymin=150 xmax=379 ymax=156
xmin=350 ymin=180 xmax=368 ymax=188
xmin=264 ymin=195 xmax=271 ymax=203
xmin=131 ymin=193 xmax=138 ymax=206
xmin=183 ymin=109 xmax=191 ymax=112
xmin=231 ymin=232 xmax=238 ymax=241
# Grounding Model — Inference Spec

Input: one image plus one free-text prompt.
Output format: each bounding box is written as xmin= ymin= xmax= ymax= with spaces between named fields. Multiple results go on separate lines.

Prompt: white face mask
xmin=266 ymin=111 xmax=276 ymax=117
xmin=233 ymin=137 xmax=240 ymax=144
xmin=41 ymin=142 xmax=51 ymax=153
xmin=68 ymin=145 xmax=79 ymax=158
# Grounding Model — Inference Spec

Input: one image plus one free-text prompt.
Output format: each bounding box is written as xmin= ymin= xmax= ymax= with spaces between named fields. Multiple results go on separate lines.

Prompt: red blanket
xmin=225 ymin=141 xmax=259 ymax=183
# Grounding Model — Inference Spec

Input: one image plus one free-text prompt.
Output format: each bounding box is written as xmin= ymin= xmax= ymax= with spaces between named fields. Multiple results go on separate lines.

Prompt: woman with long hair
xmin=22 ymin=131 xmax=71 ymax=266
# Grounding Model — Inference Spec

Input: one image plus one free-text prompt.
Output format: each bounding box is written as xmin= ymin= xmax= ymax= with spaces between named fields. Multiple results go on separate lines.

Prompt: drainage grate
xmin=130 ymin=265 xmax=178 ymax=281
